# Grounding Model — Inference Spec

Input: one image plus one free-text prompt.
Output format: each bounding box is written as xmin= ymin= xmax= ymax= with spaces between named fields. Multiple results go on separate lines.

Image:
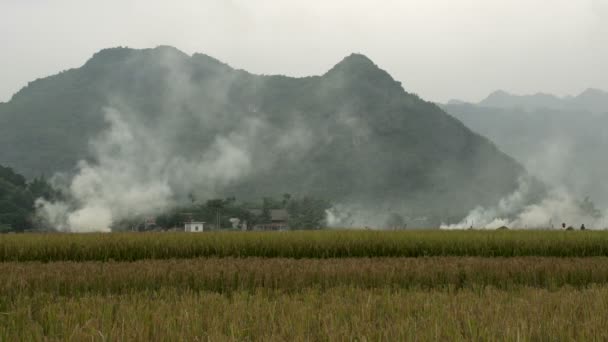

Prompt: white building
xmin=184 ymin=221 xmax=205 ymax=232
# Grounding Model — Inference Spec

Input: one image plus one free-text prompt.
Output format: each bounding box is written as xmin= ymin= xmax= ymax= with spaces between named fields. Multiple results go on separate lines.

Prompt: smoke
xmin=34 ymin=48 xmax=321 ymax=232
xmin=440 ymin=177 xmax=607 ymax=230
xmin=36 ymin=106 xmax=256 ymax=232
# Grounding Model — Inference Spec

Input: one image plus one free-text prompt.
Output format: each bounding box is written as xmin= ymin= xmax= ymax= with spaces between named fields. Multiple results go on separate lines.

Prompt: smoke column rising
xmin=36 ymin=106 xmax=255 ymax=232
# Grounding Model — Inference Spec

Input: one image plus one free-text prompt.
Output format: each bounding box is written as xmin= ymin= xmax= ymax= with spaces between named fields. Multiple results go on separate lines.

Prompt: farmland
xmin=2 ymin=230 xmax=608 ymax=261
xmin=2 ymin=230 xmax=608 ymax=340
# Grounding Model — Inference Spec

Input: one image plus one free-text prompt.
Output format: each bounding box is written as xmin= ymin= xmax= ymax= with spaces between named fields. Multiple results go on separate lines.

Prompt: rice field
xmin=2 ymin=230 xmax=608 ymax=340
xmin=1 ymin=230 xmax=608 ymax=261
xmin=3 ymin=287 xmax=608 ymax=341
xmin=1 ymin=257 xmax=608 ymax=294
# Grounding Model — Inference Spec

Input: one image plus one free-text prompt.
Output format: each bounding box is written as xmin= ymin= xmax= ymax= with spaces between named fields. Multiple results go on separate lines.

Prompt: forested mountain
xmin=443 ymin=92 xmax=608 ymax=208
xmin=0 ymin=46 xmax=531 ymax=226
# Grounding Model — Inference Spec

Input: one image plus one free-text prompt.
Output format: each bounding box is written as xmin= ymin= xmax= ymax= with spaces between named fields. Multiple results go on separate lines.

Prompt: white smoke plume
xmin=441 ymin=177 xmax=608 ymax=230
xmin=36 ymin=107 xmax=256 ymax=232
xmin=33 ymin=47 xmax=326 ymax=232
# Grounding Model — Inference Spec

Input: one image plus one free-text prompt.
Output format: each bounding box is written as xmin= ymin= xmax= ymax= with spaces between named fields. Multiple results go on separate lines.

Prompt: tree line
xmin=114 ymin=194 xmax=331 ymax=231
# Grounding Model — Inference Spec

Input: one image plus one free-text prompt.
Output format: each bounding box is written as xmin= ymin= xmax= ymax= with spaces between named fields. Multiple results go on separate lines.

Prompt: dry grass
xmin=4 ymin=231 xmax=608 ymax=340
xmin=1 ymin=257 xmax=607 ymax=295
xmin=2 ymin=286 xmax=608 ymax=341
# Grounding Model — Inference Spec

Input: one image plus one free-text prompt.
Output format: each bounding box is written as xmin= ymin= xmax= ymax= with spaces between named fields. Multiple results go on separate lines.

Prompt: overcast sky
xmin=1 ymin=0 xmax=607 ymax=103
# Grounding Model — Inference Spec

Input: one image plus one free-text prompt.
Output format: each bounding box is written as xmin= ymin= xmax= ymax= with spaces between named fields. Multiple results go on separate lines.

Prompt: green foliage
xmin=286 ymin=197 xmax=331 ymax=229
xmin=0 ymin=165 xmax=26 ymax=187
xmin=0 ymin=166 xmax=59 ymax=232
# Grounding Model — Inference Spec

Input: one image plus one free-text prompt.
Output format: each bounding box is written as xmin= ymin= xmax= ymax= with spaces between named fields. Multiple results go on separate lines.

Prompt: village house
xmin=249 ymin=209 xmax=289 ymax=231
xmin=184 ymin=221 xmax=205 ymax=232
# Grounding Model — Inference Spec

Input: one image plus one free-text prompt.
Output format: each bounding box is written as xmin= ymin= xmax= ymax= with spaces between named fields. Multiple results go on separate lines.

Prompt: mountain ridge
xmin=0 ymin=46 xmax=531 ymax=226
xmin=448 ymin=88 xmax=608 ymax=113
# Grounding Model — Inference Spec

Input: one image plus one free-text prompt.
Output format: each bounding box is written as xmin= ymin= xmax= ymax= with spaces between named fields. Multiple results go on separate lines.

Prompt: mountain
xmin=443 ymin=92 xmax=608 ymax=207
xmin=0 ymin=46 xmax=530 ymax=226
xmin=478 ymin=88 xmax=608 ymax=113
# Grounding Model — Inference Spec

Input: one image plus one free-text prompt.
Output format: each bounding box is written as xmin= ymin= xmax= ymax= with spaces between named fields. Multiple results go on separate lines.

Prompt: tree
xmin=0 ymin=166 xmax=26 ymax=188
xmin=156 ymin=210 xmax=182 ymax=229
xmin=286 ymin=197 xmax=331 ymax=230
xmin=206 ymin=199 xmax=226 ymax=229
xmin=203 ymin=197 xmax=239 ymax=229
xmin=28 ymin=176 xmax=62 ymax=202
xmin=282 ymin=193 xmax=292 ymax=207
xmin=260 ymin=197 xmax=274 ymax=224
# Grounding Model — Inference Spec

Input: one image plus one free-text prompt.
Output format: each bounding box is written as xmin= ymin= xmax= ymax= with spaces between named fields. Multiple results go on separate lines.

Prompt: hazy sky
xmin=1 ymin=0 xmax=607 ymax=103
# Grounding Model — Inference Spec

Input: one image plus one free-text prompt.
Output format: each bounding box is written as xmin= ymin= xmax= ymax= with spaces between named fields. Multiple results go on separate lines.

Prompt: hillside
xmin=443 ymin=92 xmax=608 ymax=207
xmin=0 ymin=46 xmax=530 ymax=227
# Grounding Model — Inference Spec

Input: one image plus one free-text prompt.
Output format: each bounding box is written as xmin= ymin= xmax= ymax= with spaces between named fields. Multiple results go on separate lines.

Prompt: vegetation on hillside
xmin=0 ymin=165 xmax=59 ymax=232
xmin=0 ymin=47 xmax=531 ymax=225
xmin=443 ymin=96 xmax=608 ymax=208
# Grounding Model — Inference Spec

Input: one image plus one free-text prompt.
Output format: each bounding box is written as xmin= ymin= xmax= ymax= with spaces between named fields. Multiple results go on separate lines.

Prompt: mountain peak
xmin=328 ymin=53 xmax=378 ymax=72
xmin=84 ymin=45 xmax=190 ymax=68
xmin=485 ymin=90 xmax=511 ymax=99
xmin=340 ymin=53 xmax=375 ymax=64
xmin=151 ymin=45 xmax=188 ymax=55
xmin=85 ymin=47 xmax=136 ymax=66
xmin=578 ymin=88 xmax=607 ymax=98
xmin=323 ymin=53 xmax=400 ymax=91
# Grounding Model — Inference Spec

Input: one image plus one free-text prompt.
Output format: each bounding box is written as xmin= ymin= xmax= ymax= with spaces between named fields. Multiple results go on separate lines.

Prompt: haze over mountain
xmin=444 ymin=90 xmax=608 ymax=211
xmin=0 ymin=46 xmax=532 ymax=230
xmin=468 ymin=88 xmax=608 ymax=114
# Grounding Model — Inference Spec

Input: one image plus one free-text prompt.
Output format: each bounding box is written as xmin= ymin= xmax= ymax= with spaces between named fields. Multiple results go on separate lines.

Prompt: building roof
xmin=270 ymin=209 xmax=288 ymax=222
xmin=247 ymin=209 xmax=289 ymax=222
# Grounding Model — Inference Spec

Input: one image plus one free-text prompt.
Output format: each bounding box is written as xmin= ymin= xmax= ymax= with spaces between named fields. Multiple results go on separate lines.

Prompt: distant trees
xmin=285 ymin=197 xmax=331 ymax=230
xmin=145 ymin=195 xmax=331 ymax=231
xmin=0 ymin=165 xmax=26 ymax=188
xmin=206 ymin=197 xmax=241 ymax=229
xmin=0 ymin=165 xmax=60 ymax=232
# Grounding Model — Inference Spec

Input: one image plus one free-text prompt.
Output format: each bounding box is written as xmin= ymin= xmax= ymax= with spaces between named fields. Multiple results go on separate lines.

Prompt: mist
xmin=22 ymin=46 xmax=526 ymax=231
xmin=443 ymin=90 xmax=608 ymax=229
xmin=1 ymin=1 xmax=607 ymax=104
xmin=34 ymin=48 xmax=316 ymax=232
xmin=0 ymin=44 xmax=595 ymax=231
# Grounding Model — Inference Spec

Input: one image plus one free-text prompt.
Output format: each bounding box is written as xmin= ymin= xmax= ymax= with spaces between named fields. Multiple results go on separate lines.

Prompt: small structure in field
xmin=250 ymin=209 xmax=289 ymax=231
xmin=184 ymin=221 xmax=205 ymax=232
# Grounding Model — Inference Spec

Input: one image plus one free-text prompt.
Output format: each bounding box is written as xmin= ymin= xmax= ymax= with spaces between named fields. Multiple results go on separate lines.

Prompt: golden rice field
xmin=2 ymin=230 xmax=608 ymax=340
xmin=2 ymin=230 xmax=608 ymax=261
